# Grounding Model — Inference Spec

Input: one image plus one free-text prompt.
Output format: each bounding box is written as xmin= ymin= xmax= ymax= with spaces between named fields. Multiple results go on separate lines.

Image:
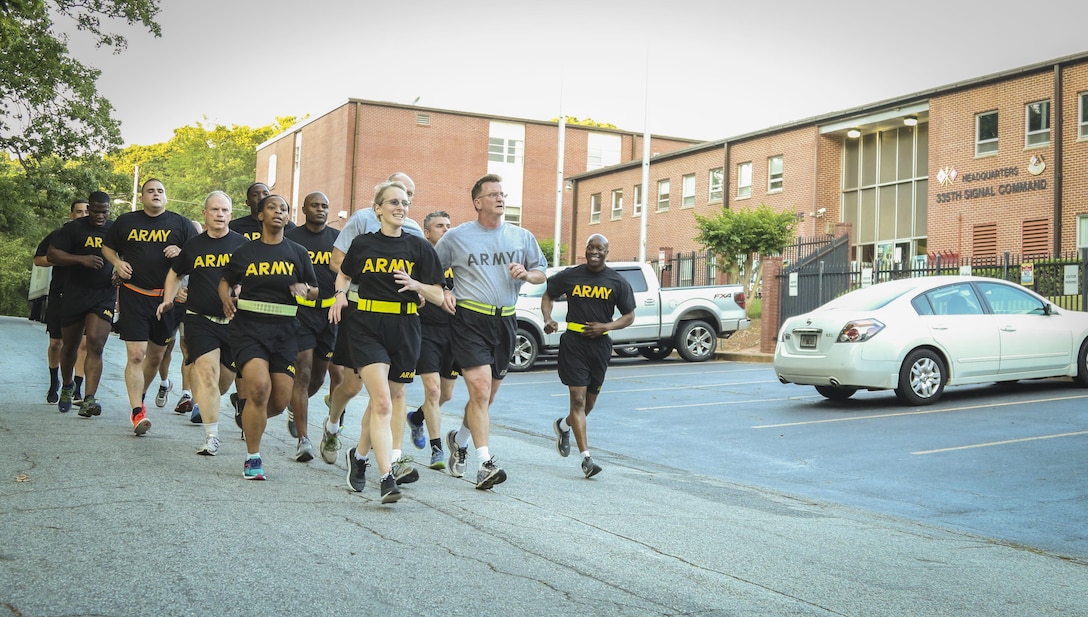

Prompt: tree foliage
xmin=694 ymin=204 xmax=798 ymax=298
xmin=0 ymin=0 xmax=161 ymax=166
xmin=106 ymin=117 xmax=297 ymax=220
xmin=549 ymin=116 xmax=618 ymax=129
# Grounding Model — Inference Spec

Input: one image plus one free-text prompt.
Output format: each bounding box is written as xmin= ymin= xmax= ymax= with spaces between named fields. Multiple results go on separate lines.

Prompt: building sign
xmin=1064 ymin=264 xmax=1078 ymax=295
xmin=1021 ymin=263 xmax=1034 ymax=286
xmin=934 ymin=160 xmax=1048 ymax=204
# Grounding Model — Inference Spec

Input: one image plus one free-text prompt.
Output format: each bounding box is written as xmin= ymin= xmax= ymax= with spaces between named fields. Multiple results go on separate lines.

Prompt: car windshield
xmin=519 ymin=281 xmax=547 ymax=298
xmin=820 ymin=284 xmax=916 ymax=311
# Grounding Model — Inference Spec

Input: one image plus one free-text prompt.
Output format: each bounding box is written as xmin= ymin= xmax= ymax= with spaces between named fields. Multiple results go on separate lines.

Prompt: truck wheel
xmin=614 ymin=346 xmax=640 ymax=358
xmin=639 ymin=345 xmax=673 ymax=360
xmin=509 ymin=328 xmax=538 ymax=372
xmin=675 ymin=320 xmax=716 ymax=362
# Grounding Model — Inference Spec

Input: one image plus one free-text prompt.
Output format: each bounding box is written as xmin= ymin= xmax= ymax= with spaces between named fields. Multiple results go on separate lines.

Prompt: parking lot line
xmin=912 ymin=430 xmax=1088 ymax=455
xmin=751 ymin=393 xmax=1088 ymax=429
xmin=635 ymin=394 xmax=804 ymax=410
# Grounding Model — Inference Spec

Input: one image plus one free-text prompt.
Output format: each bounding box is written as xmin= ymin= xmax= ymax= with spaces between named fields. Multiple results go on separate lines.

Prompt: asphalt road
xmin=2 ymin=317 xmax=1086 ymax=616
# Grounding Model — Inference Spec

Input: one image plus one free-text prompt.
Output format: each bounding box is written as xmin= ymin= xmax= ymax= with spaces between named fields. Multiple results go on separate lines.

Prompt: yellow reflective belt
xmin=356 ymin=298 xmax=417 ymax=315
xmin=236 ymin=299 xmax=298 ymax=317
xmin=457 ymin=300 xmax=515 ymax=317
xmin=296 ymin=295 xmax=337 ymax=308
xmin=566 ymin=322 xmax=608 ymax=335
xmin=186 ymin=309 xmax=230 ymax=325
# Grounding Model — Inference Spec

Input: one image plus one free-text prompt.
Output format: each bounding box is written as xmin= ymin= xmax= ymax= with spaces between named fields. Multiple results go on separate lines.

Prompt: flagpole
xmin=554 ymin=81 xmax=566 ymax=267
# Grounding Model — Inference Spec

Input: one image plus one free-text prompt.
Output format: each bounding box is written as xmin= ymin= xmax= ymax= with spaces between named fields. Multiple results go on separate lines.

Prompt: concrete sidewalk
xmin=1 ymin=316 xmax=1084 ymax=616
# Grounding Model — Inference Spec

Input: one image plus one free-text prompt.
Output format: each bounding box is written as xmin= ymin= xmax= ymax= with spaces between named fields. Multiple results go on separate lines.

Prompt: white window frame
xmin=1079 ymin=93 xmax=1088 ymax=139
xmin=708 ymin=167 xmax=723 ymax=202
xmin=737 ymin=162 xmax=752 ymax=199
xmin=1077 ymin=214 xmax=1088 ymax=250
xmin=1026 ymin=100 xmax=1051 ymax=147
xmin=586 ymin=133 xmax=621 ymax=171
xmin=488 ymin=136 xmax=524 ymax=163
xmin=633 ymin=183 xmax=643 ymax=217
xmin=590 ymin=193 xmax=601 ymax=224
xmin=682 ymin=174 xmax=696 ymax=208
xmin=657 ymin=179 xmax=670 ymax=212
xmin=768 ymin=155 xmax=783 ymax=193
xmin=610 ymin=189 xmax=623 ymax=220
xmin=976 ymin=111 xmax=999 ymax=155
xmin=503 ymin=204 xmax=522 ymax=226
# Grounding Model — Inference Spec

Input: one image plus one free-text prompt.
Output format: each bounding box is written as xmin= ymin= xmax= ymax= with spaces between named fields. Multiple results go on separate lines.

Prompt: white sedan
xmin=773 ymin=275 xmax=1088 ymax=405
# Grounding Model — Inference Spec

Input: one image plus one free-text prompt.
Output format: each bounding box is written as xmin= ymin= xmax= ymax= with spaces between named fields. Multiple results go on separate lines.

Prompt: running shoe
xmin=408 ymin=413 xmax=425 ymax=449
xmin=77 ymin=395 xmax=101 ymax=417
xmin=379 ymin=474 xmax=402 ymax=504
xmin=155 ymin=379 xmax=172 ymax=408
xmin=46 ymin=386 xmax=59 ymax=404
xmin=446 ymin=430 xmax=466 ymax=478
xmin=57 ymin=385 xmax=74 ymax=414
xmin=392 ymin=456 xmax=419 ymax=485
xmin=243 ymin=456 xmax=265 ymax=480
xmin=294 ymin=437 xmax=315 ymax=463
xmin=345 ymin=447 xmax=367 ymax=492
xmin=190 ymin=404 xmax=202 ymax=424
xmin=197 ymin=434 xmax=220 ymax=456
xmin=581 ymin=456 xmax=602 ymax=479
xmin=72 ymin=383 xmax=83 ymax=404
xmin=553 ymin=417 xmax=571 ymax=457
xmin=174 ymin=393 xmax=193 ymax=414
xmin=286 ymin=407 xmax=298 ymax=439
xmin=319 ymin=425 xmax=340 ymax=465
xmin=132 ymin=405 xmax=151 ymax=435
xmin=429 ymin=445 xmax=446 ymax=470
xmin=475 ymin=457 xmax=507 ymax=490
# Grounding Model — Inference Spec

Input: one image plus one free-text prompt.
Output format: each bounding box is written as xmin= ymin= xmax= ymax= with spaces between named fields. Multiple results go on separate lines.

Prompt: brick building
xmin=570 ymin=50 xmax=1088 ymax=270
xmin=253 ymin=100 xmax=700 ymax=252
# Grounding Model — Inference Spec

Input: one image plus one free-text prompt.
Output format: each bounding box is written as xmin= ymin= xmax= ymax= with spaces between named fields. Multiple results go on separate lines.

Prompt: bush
xmin=746 ymin=297 xmax=762 ymax=319
xmin=0 ymin=233 xmax=37 ymax=317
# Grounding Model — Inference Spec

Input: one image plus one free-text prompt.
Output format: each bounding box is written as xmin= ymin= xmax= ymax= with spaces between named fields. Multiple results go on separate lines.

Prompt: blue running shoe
xmin=57 ymin=385 xmax=74 ymax=413
xmin=243 ymin=456 xmax=265 ymax=480
xmin=409 ymin=414 xmax=425 ymax=449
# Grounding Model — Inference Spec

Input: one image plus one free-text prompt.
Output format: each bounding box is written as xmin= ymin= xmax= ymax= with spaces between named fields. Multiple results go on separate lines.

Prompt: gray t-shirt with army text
xmin=434 ymin=221 xmax=547 ymax=308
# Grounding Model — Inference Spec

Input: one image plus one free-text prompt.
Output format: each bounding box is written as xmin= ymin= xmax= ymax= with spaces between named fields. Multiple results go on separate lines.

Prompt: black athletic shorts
xmin=59 ymin=286 xmax=116 ymax=329
xmin=332 ymin=310 xmax=420 ymax=384
xmin=230 ymin=314 xmax=299 ymax=376
xmin=117 ymin=286 xmax=176 ymax=346
xmin=182 ymin=312 xmax=236 ymax=372
xmin=45 ymin=290 xmax=63 ymax=338
xmin=297 ymin=305 xmax=337 ymax=359
xmin=416 ymin=322 xmax=459 ymax=379
xmin=557 ymin=331 xmax=612 ymax=393
xmin=449 ymin=309 xmax=515 ymax=380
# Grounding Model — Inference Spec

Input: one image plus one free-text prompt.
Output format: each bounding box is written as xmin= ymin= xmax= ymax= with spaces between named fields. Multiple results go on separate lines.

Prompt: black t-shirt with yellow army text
xmin=341 ymin=231 xmax=444 ymax=305
xmin=36 ymin=228 xmax=67 ymax=295
xmin=222 ymin=238 xmax=317 ymax=320
xmin=418 ymin=266 xmax=454 ymax=326
xmin=285 ymin=225 xmax=339 ymax=296
xmin=172 ymin=230 xmax=247 ymax=317
xmin=229 ymin=215 xmax=296 ymax=241
xmin=104 ymin=210 xmax=197 ymax=290
xmin=50 ymin=217 xmax=115 ymax=291
xmin=545 ymin=264 xmax=637 ymax=325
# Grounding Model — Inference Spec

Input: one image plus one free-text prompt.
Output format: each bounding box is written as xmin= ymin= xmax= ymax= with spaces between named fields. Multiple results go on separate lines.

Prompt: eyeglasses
xmin=382 ymin=199 xmax=411 ymax=208
xmin=478 ymin=192 xmax=507 ymax=200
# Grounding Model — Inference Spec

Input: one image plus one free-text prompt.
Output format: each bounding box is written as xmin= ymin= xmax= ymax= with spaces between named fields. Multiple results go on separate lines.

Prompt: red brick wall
xmin=1061 ymin=63 xmax=1088 ymax=253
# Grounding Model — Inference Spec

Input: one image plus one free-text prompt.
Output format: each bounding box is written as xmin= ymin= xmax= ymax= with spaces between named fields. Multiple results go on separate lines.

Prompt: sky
xmin=63 ymin=0 xmax=1088 ymax=148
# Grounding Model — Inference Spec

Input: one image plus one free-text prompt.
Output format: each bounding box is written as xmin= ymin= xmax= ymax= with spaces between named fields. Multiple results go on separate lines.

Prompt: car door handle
xmin=644 ymin=299 xmax=656 ymax=305
xmin=1001 ymin=326 xmax=1016 ymax=332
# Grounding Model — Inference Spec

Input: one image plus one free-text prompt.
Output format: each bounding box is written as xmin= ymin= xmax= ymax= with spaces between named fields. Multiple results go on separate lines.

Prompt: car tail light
xmin=734 ymin=291 xmax=746 ymax=310
xmin=836 ymin=319 xmax=884 ymax=343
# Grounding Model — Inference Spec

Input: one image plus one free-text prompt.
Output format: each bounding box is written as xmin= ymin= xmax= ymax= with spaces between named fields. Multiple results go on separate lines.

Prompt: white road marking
xmin=912 ymin=430 xmax=1088 ymax=455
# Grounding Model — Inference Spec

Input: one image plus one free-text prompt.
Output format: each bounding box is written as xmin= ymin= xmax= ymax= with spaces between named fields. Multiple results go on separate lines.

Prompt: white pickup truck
xmin=510 ymin=261 xmax=750 ymax=371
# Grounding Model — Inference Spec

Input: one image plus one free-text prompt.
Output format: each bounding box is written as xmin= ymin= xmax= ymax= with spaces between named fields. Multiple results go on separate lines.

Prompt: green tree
xmin=549 ymin=116 xmax=618 ymax=129
xmin=536 ymin=237 xmax=569 ymax=267
xmin=0 ymin=0 xmax=161 ymax=166
xmin=694 ymin=204 xmax=798 ymax=300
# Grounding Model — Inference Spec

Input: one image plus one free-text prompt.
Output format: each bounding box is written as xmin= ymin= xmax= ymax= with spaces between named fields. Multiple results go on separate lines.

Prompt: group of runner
xmin=36 ymin=171 xmax=638 ymax=502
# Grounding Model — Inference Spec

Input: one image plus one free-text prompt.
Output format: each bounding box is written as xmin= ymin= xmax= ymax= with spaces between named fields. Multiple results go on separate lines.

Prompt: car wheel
xmin=894 ymin=348 xmax=946 ymax=405
xmin=675 ymin=320 xmax=717 ymax=362
xmin=509 ymin=328 xmax=538 ymax=372
xmin=639 ymin=345 xmax=674 ymax=360
xmin=1073 ymin=339 xmax=1088 ymax=387
xmin=614 ymin=346 xmax=640 ymax=358
xmin=814 ymin=385 xmax=858 ymax=401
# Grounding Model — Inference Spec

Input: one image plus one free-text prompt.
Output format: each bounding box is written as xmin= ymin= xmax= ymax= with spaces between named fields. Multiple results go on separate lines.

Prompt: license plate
xmin=799 ymin=333 xmax=818 ymax=349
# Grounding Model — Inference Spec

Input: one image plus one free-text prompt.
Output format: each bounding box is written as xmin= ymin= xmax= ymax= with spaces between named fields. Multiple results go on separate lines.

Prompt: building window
xmin=737 ymin=162 xmax=752 ymax=199
xmin=590 ymin=193 xmax=601 ymax=224
xmin=267 ymin=154 xmax=277 ymax=188
xmin=657 ymin=179 xmax=670 ymax=212
xmin=708 ymin=168 xmax=723 ymax=202
xmin=1077 ymin=215 xmax=1088 ymax=249
xmin=504 ymin=205 xmax=522 ymax=227
xmin=1080 ymin=93 xmax=1088 ymax=139
xmin=633 ymin=184 xmax=642 ymax=216
xmin=976 ymin=111 xmax=998 ymax=156
xmin=768 ymin=155 xmax=783 ymax=192
xmin=586 ymin=133 xmax=621 ymax=171
xmin=611 ymin=189 xmax=623 ymax=220
xmin=681 ymin=174 xmax=696 ymax=208
xmin=488 ymin=137 xmax=523 ymax=163
xmin=1026 ymin=100 xmax=1050 ymax=147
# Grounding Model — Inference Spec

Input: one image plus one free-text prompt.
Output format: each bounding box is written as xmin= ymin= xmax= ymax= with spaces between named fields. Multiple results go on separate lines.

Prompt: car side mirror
xmin=1043 ymin=302 xmax=1052 ymax=316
